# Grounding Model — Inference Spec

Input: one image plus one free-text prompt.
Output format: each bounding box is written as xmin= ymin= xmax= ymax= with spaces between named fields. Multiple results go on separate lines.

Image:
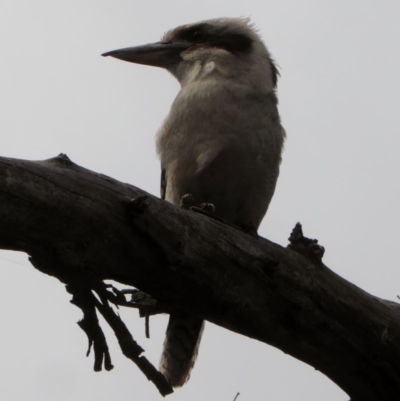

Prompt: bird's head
xmin=103 ymin=18 xmax=279 ymax=89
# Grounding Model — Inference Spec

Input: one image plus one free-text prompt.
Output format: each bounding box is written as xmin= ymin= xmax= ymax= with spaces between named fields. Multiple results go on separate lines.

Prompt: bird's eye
xmin=192 ymin=30 xmax=206 ymax=43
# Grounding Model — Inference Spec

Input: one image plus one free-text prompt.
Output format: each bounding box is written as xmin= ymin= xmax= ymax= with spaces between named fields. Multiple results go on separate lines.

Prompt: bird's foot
xmin=179 ymin=194 xmax=196 ymax=210
xmin=179 ymin=194 xmax=215 ymax=214
xmin=198 ymin=203 xmax=215 ymax=214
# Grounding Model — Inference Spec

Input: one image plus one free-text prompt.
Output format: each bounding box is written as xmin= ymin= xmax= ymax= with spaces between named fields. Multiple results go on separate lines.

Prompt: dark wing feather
xmin=161 ymin=168 xmax=166 ymax=200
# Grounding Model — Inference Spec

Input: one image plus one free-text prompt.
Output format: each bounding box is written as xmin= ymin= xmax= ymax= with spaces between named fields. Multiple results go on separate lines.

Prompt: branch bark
xmin=1 ymin=154 xmax=399 ymax=401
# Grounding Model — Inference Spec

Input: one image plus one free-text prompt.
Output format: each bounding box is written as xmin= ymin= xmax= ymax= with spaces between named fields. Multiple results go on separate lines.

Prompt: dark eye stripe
xmin=208 ymin=33 xmax=253 ymax=54
xmin=178 ymin=23 xmax=253 ymax=54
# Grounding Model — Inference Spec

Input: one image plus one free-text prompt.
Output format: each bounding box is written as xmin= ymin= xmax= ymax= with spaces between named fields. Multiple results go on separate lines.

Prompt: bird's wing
xmin=161 ymin=168 xmax=166 ymax=200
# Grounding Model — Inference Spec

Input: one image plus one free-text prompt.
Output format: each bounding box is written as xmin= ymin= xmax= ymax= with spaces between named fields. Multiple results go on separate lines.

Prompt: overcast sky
xmin=1 ymin=1 xmax=399 ymax=400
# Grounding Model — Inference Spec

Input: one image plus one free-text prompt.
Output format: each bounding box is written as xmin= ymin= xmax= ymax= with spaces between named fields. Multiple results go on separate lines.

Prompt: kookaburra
xmin=103 ymin=17 xmax=285 ymax=388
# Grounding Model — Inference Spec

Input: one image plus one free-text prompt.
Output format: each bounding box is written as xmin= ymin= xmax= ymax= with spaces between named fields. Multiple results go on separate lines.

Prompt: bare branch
xmin=1 ymin=154 xmax=400 ymax=401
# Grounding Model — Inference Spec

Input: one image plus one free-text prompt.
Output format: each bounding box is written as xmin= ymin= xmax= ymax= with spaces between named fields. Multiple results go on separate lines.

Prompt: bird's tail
xmin=159 ymin=314 xmax=205 ymax=387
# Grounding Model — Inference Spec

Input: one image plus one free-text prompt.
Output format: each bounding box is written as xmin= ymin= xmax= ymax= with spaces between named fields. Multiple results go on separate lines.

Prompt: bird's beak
xmin=102 ymin=42 xmax=191 ymax=68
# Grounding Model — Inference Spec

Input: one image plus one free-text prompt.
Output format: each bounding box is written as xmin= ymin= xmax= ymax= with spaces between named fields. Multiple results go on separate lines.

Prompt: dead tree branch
xmin=0 ymin=154 xmax=399 ymax=401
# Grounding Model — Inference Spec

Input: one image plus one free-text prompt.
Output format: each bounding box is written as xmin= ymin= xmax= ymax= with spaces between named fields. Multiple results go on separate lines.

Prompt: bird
xmin=102 ymin=17 xmax=285 ymax=388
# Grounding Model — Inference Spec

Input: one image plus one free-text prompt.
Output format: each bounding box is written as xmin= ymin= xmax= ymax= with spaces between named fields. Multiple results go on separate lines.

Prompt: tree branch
xmin=1 ymin=154 xmax=399 ymax=401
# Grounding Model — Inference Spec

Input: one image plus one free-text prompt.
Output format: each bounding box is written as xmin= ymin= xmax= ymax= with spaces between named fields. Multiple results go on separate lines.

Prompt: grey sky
xmin=1 ymin=1 xmax=399 ymax=400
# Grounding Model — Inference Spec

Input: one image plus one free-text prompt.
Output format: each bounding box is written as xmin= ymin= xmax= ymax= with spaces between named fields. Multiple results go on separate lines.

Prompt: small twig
xmin=100 ymin=284 xmax=158 ymax=312
xmin=100 ymin=283 xmax=159 ymax=338
xmin=233 ymin=392 xmax=240 ymax=401
xmin=68 ymin=286 xmax=114 ymax=372
xmin=92 ymin=289 xmax=173 ymax=396
xmin=145 ymin=309 xmax=150 ymax=339
xmin=68 ymin=283 xmax=172 ymax=396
